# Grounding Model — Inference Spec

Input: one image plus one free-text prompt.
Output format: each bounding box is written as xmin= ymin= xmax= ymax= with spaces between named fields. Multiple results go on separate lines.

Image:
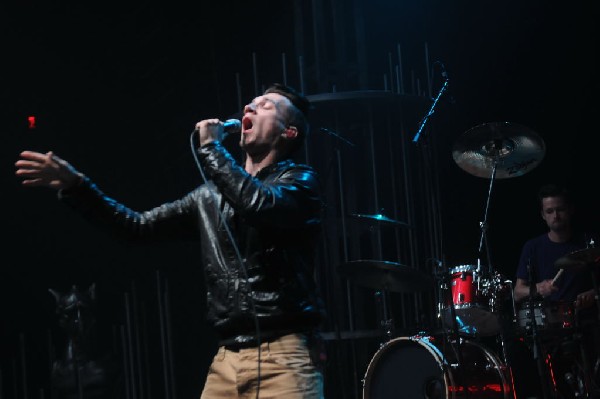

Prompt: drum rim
xmin=449 ymin=264 xmax=479 ymax=273
xmin=362 ymin=336 xmax=450 ymax=398
xmin=362 ymin=336 xmax=513 ymax=399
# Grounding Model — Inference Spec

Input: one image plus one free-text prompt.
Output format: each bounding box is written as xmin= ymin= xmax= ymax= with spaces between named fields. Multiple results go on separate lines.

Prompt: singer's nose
xmin=243 ymin=102 xmax=256 ymax=114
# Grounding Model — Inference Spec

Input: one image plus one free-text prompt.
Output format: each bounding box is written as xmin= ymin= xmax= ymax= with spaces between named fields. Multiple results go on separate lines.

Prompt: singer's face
xmin=240 ymin=93 xmax=291 ymax=154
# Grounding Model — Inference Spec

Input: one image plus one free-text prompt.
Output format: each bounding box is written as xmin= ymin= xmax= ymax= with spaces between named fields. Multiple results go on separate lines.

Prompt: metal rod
xmin=121 ymin=325 xmax=132 ymax=399
xmin=235 ymin=73 xmax=242 ymax=112
xmin=19 ymin=333 xmax=28 ymax=399
xmin=124 ymin=293 xmax=137 ymax=399
xmin=281 ymin=53 xmax=287 ymax=86
xmin=388 ymin=52 xmax=394 ymax=93
xmin=131 ymin=282 xmax=145 ymax=399
xmin=156 ymin=271 xmax=171 ymax=399
xmin=252 ymin=52 xmax=259 ymax=97
xmin=298 ymin=55 xmax=305 ymax=94
xmin=397 ymin=43 xmax=404 ymax=94
xmin=140 ymin=302 xmax=152 ymax=399
xmin=164 ymin=281 xmax=177 ymax=399
xmin=425 ymin=42 xmax=431 ymax=97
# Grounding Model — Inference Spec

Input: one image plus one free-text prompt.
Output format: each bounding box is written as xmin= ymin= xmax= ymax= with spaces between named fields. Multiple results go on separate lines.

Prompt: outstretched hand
xmin=15 ymin=151 xmax=83 ymax=190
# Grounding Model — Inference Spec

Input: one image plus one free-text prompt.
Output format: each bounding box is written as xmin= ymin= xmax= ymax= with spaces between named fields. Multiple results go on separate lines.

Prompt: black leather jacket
xmin=59 ymin=142 xmax=326 ymax=345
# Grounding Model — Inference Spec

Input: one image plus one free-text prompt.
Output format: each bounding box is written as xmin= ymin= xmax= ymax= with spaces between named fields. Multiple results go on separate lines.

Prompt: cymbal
xmin=452 ymin=121 xmax=545 ymax=179
xmin=338 ymin=260 xmax=433 ymax=292
xmin=555 ymin=247 xmax=600 ymax=270
xmin=350 ymin=213 xmax=409 ymax=228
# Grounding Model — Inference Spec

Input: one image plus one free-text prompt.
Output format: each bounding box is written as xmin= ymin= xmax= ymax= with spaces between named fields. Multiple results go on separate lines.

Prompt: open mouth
xmin=242 ymin=116 xmax=253 ymax=133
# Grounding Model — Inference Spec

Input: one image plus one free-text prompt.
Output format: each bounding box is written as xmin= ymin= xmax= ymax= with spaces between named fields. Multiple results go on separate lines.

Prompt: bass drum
xmin=362 ymin=336 xmax=513 ymax=399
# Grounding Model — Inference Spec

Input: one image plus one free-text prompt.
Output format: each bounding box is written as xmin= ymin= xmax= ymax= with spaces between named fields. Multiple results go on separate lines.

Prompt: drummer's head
xmin=538 ymin=183 xmax=574 ymax=231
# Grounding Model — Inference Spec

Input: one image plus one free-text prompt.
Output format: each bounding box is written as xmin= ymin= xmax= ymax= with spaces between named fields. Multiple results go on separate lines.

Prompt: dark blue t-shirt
xmin=516 ymin=233 xmax=596 ymax=302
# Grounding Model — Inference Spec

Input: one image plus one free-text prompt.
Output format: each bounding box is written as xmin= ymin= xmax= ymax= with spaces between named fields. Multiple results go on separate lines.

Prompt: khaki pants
xmin=200 ymin=333 xmax=324 ymax=399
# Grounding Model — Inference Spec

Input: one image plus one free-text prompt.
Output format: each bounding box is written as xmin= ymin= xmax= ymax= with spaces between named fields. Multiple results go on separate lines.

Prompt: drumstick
xmin=552 ymin=269 xmax=564 ymax=285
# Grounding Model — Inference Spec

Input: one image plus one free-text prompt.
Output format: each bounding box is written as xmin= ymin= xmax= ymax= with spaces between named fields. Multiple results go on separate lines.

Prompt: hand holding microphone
xmin=196 ymin=118 xmax=242 ymax=146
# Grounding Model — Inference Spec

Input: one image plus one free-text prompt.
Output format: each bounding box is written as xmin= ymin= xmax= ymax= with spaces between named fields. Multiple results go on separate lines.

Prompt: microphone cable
xmin=189 ymin=127 xmax=262 ymax=399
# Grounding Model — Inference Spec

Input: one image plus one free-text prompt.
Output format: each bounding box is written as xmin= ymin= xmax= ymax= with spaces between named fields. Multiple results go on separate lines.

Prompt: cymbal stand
xmin=579 ymin=246 xmax=600 ymax=397
xmin=477 ymin=160 xmax=497 ymax=275
xmin=437 ymin=260 xmax=470 ymax=398
xmin=527 ymin=260 xmax=554 ymax=399
xmin=375 ymin=288 xmax=395 ymax=343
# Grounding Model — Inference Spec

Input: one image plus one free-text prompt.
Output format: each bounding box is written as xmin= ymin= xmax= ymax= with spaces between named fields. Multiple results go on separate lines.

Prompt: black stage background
xmin=2 ymin=1 xmax=597 ymax=398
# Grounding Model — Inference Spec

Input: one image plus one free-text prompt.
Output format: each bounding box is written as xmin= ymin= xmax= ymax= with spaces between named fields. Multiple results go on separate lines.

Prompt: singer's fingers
xmin=15 ymin=159 xmax=43 ymax=169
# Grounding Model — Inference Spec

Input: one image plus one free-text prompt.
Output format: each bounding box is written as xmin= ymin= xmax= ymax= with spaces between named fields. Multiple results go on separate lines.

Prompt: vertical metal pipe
xmin=156 ymin=271 xmax=171 ymax=399
xmin=298 ymin=55 xmax=305 ymax=94
xmin=397 ymin=44 xmax=404 ymax=94
xmin=281 ymin=53 xmax=288 ymax=86
xmin=424 ymin=42 xmax=431 ymax=98
xmin=310 ymin=0 xmax=322 ymax=89
xmin=235 ymin=73 xmax=242 ymax=112
xmin=399 ymin=113 xmax=418 ymax=327
xmin=121 ymin=325 xmax=132 ymax=399
xmin=388 ymin=52 xmax=394 ymax=94
xmin=19 ymin=333 xmax=28 ymax=399
xmin=252 ymin=52 xmax=259 ymax=97
xmin=38 ymin=388 xmax=44 ymax=399
xmin=12 ymin=359 xmax=17 ymax=399
xmin=367 ymin=106 xmax=381 ymax=258
xmin=334 ymin=124 xmax=359 ymax=399
xmin=47 ymin=329 xmax=54 ymax=378
xmin=131 ymin=282 xmax=145 ymax=399
xmin=164 ymin=281 xmax=177 ymax=399
xmin=140 ymin=303 xmax=152 ymax=399
xmin=124 ymin=293 xmax=137 ymax=399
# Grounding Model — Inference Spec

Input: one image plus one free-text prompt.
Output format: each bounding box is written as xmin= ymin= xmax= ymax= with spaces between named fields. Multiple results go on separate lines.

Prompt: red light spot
xmin=28 ymin=116 xmax=36 ymax=129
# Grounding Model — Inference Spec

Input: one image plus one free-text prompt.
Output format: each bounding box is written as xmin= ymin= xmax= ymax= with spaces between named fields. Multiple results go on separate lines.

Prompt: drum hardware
xmin=337 ymin=260 xmax=434 ymax=294
xmin=451 ymin=121 xmax=546 ymax=180
xmin=349 ymin=212 xmax=410 ymax=229
xmin=451 ymin=122 xmax=545 ymax=275
xmin=338 ymin=259 xmax=434 ymax=341
xmin=362 ymin=335 xmax=514 ymax=398
xmin=447 ymin=123 xmax=544 ymax=398
xmin=556 ymin=244 xmax=600 ymax=396
xmin=440 ymin=264 xmax=512 ymax=337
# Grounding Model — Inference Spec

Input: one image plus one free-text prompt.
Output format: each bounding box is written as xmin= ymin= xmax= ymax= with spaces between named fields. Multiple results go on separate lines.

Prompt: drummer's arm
xmin=513 ymin=278 xmax=531 ymax=303
xmin=514 ymin=277 xmax=557 ymax=302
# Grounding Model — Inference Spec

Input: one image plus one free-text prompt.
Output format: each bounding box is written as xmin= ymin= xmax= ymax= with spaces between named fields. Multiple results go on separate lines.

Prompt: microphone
xmin=223 ymin=119 xmax=242 ymax=138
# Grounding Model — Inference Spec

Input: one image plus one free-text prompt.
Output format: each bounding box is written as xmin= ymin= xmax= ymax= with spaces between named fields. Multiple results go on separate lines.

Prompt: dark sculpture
xmin=49 ymin=284 xmax=121 ymax=399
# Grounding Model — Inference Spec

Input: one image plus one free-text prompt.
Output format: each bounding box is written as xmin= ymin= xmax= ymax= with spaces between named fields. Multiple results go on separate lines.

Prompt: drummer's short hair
xmin=538 ymin=183 xmax=572 ymax=206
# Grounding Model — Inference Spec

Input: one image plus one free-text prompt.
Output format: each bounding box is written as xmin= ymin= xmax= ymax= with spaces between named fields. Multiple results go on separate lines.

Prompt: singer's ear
xmin=282 ymin=126 xmax=298 ymax=140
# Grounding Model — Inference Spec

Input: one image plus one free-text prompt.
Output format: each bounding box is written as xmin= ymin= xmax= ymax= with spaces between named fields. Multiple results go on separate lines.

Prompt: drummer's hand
xmin=575 ymin=289 xmax=596 ymax=309
xmin=536 ymin=279 xmax=558 ymax=297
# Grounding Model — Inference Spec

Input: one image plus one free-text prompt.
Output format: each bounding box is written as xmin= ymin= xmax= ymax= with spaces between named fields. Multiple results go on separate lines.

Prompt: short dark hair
xmin=264 ymin=83 xmax=310 ymax=154
xmin=538 ymin=183 xmax=572 ymax=207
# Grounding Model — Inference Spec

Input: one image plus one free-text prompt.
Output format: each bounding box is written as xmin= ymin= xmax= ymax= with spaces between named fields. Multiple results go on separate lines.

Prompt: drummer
xmin=513 ymin=183 xmax=598 ymax=307
xmin=512 ymin=183 xmax=599 ymax=398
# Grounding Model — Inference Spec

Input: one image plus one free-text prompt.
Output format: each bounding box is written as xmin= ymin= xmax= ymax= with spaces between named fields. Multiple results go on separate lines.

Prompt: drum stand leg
xmin=438 ymin=275 xmax=472 ymax=397
xmin=496 ymin=331 xmax=518 ymax=399
xmin=375 ymin=289 xmax=394 ymax=342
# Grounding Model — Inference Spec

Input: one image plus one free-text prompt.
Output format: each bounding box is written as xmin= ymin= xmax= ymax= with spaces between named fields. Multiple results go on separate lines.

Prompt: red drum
xmin=362 ymin=335 xmax=513 ymax=398
xmin=443 ymin=265 xmax=503 ymax=336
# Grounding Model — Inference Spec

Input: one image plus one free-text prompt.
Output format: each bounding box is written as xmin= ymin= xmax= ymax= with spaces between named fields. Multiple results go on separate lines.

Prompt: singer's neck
xmin=244 ymin=152 xmax=280 ymax=176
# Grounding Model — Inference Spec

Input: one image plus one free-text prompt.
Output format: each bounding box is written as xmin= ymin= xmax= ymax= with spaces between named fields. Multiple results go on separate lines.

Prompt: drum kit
xmin=337 ymin=122 xmax=597 ymax=397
